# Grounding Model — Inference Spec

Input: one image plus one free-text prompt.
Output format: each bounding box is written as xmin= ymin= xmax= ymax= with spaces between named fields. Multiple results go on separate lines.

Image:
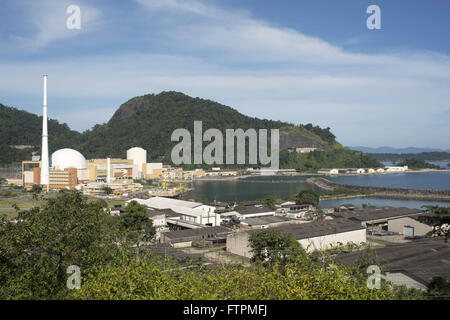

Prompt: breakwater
xmin=308 ymin=177 xmax=450 ymax=202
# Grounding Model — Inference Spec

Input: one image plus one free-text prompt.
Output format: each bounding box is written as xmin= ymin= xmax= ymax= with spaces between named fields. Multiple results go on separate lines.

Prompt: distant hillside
xmin=368 ymin=152 xmax=450 ymax=162
xmin=0 ymin=92 xmax=382 ymax=171
xmin=0 ymin=103 xmax=81 ymax=163
xmin=349 ymin=146 xmax=450 ymax=154
xmin=77 ymin=91 xmax=334 ymax=162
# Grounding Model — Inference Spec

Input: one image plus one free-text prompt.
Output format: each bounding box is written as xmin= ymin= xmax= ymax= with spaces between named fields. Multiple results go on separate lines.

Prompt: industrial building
xmin=239 ymin=216 xmax=301 ymax=229
xmin=226 ymin=218 xmax=366 ymax=257
xmin=334 ymin=206 xmax=424 ymax=232
xmin=49 ymin=168 xmax=78 ymax=190
xmin=128 ymin=197 xmax=221 ymax=227
xmin=335 ymin=237 xmax=450 ymax=291
xmin=233 ymin=207 xmax=276 ymax=220
xmin=387 ymin=214 xmax=434 ymax=237
xmin=318 ymin=168 xmax=339 ymax=175
xmin=160 ymin=226 xmax=231 ymax=248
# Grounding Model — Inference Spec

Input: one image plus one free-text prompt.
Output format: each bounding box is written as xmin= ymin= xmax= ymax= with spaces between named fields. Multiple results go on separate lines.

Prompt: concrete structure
xmin=81 ymin=181 xmax=143 ymax=196
xmin=127 ymin=147 xmax=147 ymax=177
xmin=147 ymin=208 xmax=181 ymax=232
xmin=335 ymin=206 xmax=424 ymax=232
xmin=239 ymin=216 xmax=299 ymax=229
xmin=318 ymin=168 xmax=339 ymax=175
xmin=49 ymin=168 xmax=78 ymax=190
xmin=385 ymin=166 xmax=408 ymax=172
xmin=335 ymin=237 xmax=450 ymax=291
xmin=40 ymin=75 xmax=49 ymax=191
xmin=87 ymin=158 xmax=135 ymax=181
xmin=21 ymin=161 xmax=41 ymax=187
xmin=388 ymin=216 xmax=433 ymax=236
xmin=128 ymin=197 xmax=221 ymax=226
xmin=144 ymin=162 xmax=163 ymax=179
xmin=234 ymin=207 xmax=276 ymax=220
xmin=160 ymin=226 xmax=231 ymax=248
xmin=227 ymin=218 xmax=366 ymax=257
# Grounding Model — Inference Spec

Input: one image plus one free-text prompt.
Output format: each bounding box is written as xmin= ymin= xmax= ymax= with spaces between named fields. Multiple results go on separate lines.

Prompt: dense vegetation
xmin=1 ymin=92 xmax=382 ymax=170
xmin=397 ymin=159 xmax=441 ymax=169
xmin=280 ymin=143 xmax=382 ymax=172
xmin=0 ymin=103 xmax=81 ymax=164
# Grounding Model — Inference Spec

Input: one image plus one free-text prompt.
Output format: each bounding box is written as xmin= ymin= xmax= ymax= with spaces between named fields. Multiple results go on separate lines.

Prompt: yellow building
xmin=49 ymin=168 xmax=78 ymax=190
xmin=87 ymin=158 xmax=134 ymax=181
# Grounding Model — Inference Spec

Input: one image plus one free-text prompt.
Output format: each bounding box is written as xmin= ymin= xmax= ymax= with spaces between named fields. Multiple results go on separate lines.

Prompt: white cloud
xmin=1 ymin=0 xmax=449 ymax=148
xmin=12 ymin=0 xmax=102 ymax=48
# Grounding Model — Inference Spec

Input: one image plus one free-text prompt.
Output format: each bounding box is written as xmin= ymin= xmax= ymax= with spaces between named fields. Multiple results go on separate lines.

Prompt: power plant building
xmin=127 ymin=147 xmax=147 ymax=178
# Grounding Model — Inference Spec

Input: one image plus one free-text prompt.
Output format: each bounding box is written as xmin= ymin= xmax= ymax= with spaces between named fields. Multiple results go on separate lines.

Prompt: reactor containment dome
xmin=51 ymin=148 xmax=87 ymax=170
xmin=127 ymin=147 xmax=147 ymax=175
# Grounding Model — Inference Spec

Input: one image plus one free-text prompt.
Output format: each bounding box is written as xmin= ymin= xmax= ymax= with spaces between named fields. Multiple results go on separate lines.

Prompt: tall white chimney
xmin=40 ymin=75 xmax=49 ymax=191
xmin=107 ymin=157 xmax=111 ymax=183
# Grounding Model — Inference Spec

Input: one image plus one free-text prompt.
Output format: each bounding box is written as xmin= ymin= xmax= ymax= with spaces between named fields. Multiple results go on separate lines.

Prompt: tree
xmin=262 ymin=196 xmax=275 ymax=209
xmin=426 ymin=277 xmax=450 ymax=299
xmin=248 ymin=229 xmax=306 ymax=265
xmin=102 ymin=186 xmax=113 ymax=195
xmin=120 ymin=200 xmax=155 ymax=244
xmin=294 ymin=190 xmax=319 ymax=207
xmin=417 ymin=206 xmax=450 ymax=242
xmin=0 ymin=190 xmax=121 ymax=299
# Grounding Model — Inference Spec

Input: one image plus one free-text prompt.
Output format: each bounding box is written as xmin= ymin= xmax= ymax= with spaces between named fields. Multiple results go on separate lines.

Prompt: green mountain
xmin=0 ymin=103 xmax=81 ymax=163
xmin=0 ymin=91 xmax=381 ymax=171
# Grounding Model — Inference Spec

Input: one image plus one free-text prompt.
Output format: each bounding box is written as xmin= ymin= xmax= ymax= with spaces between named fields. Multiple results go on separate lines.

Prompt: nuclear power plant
xmin=18 ymin=75 xmax=210 ymax=197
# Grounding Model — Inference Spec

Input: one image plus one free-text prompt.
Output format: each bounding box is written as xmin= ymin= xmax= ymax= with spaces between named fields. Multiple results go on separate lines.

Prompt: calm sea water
xmin=190 ymin=172 xmax=450 ymax=208
xmin=191 ymin=175 xmax=321 ymax=202
xmin=319 ymin=197 xmax=450 ymax=210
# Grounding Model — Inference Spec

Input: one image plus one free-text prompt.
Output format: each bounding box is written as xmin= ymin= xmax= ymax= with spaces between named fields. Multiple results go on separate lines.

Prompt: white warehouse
xmin=128 ymin=197 xmax=221 ymax=226
xmin=226 ymin=218 xmax=366 ymax=257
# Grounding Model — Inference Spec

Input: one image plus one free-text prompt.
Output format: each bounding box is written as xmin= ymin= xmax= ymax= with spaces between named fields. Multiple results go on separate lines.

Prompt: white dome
xmin=127 ymin=147 xmax=147 ymax=173
xmin=51 ymin=148 xmax=87 ymax=170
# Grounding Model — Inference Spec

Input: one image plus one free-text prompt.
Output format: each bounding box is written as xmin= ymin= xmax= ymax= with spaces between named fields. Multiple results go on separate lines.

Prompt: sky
xmin=0 ymin=0 xmax=449 ymax=149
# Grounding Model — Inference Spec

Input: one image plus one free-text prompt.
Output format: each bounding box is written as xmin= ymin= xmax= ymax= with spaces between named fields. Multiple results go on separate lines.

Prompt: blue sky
xmin=1 ymin=0 xmax=449 ymax=148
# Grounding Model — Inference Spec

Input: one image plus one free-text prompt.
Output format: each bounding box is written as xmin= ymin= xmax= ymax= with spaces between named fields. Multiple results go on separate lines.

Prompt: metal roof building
xmin=334 ymin=237 xmax=450 ymax=290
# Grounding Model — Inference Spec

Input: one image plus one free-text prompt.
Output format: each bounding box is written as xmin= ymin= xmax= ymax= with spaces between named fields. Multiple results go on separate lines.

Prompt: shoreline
xmin=308 ymin=177 xmax=450 ymax=203
xmin=192 ymin=168 xmax=450 ymax=181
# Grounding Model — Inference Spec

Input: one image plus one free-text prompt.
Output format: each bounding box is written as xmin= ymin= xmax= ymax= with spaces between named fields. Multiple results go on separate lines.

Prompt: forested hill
xmin=77 ymin=91 xmax=334 ymax=161
xmin=0 ymin=91 xmax=381 ymax=170
xmin=0 ymin=104 xmax=81 ymax=163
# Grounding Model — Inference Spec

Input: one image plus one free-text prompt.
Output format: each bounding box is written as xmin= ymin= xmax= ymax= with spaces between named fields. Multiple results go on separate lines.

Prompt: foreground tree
xmin=0 ymin=190 xmax=121 ymax=299
xmin=294 ymin=190 xmax=319 ymax=207
xmin=120 ymin=200 xmax=155 ymax=244
xmin=248 ymin=229 xmax=306 ymax=265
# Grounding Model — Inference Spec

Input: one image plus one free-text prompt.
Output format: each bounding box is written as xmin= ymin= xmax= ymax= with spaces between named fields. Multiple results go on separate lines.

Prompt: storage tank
xmin=126 ymin=147 xmax=147 ymax=176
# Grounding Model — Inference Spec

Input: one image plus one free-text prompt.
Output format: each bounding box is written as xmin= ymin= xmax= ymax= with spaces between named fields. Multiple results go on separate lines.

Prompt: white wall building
xmin=128 ymin=197 xmax=220 ymax=226
xmin=227 ymin=218 xmax=366 ymax=257
xmin=127 ymin=147 xmax=147 ymax=177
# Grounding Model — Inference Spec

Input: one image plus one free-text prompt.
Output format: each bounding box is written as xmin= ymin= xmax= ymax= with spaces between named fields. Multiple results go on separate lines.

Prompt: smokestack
xmin=40 ymin=75 xmax=49 ymax=191
xmin=107 ymin=157 xmax=111 ymax=183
